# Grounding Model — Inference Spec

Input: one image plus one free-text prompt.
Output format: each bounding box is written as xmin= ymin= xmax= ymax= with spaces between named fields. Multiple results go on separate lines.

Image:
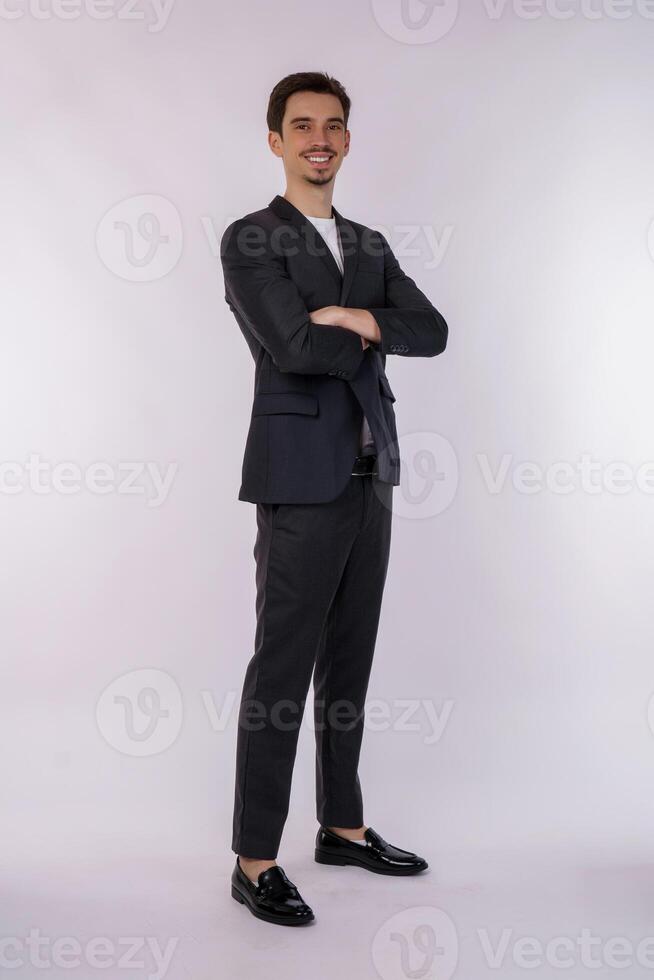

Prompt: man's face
xmin=269 ymin=90 xmax=349 ymax=188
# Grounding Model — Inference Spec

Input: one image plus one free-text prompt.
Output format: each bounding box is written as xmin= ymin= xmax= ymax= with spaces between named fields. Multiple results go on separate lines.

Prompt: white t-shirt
xmin=304 ymin=212 xmax=376 ymax=456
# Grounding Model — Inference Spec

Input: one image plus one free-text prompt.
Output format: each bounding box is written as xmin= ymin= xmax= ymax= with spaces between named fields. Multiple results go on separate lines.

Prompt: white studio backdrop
xmin=2 ymin=2 xmax=654 ymax=978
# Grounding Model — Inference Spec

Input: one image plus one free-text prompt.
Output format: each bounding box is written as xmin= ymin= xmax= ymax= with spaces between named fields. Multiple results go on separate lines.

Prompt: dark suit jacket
xmin=220 ymin=194 xmax=447 ymax=504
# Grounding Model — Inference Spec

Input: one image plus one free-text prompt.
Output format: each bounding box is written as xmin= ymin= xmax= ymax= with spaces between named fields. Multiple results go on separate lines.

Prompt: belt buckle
xmin=351 ymin=454 xmax=377 ymax=476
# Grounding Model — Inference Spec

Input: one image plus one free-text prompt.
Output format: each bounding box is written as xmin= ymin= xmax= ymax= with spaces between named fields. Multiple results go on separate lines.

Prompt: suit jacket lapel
xmin=332 ymin=205 xmax=359 ymax=309
xmin=268 ymin=195 xmax=359 ymax=308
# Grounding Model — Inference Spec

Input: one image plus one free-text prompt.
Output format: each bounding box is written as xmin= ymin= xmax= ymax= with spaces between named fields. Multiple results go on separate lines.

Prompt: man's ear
xmin=268 ymin=131 xmax=284 ymax=159
xmin=343 ymin=130 xmax=350 ymax=157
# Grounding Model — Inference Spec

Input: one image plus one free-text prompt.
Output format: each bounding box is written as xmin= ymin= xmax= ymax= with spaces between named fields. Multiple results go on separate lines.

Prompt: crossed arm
xmin=220 ymin=218 xmax=447 ymax=381
xmin=308 ymin=305 xmax=379 ymax=349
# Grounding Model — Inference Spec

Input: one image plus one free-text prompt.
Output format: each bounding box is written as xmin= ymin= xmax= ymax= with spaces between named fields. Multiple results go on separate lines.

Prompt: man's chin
xmin=303 ymin=173 xmax=334 ymax=187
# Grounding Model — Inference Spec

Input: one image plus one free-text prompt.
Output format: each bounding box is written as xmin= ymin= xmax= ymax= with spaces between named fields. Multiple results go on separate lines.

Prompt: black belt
xmin=351 ymin=454 xmax=377 ymax=476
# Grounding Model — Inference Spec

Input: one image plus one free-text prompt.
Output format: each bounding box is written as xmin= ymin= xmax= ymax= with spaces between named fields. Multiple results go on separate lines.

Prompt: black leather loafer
xmin=315 ymin=825 xmax=428 ymax=875
xmin=231 ymin=858 xmax=315 ymax=926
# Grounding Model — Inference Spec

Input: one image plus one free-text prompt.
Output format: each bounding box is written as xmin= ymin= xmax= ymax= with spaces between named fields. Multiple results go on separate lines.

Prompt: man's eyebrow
xmin=287 ymin=116 xmax=345 ymax=125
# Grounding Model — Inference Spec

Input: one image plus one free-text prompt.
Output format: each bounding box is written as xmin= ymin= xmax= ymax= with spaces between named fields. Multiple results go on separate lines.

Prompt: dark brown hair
xmin=266 ymin=72 xmax=351 ymax=136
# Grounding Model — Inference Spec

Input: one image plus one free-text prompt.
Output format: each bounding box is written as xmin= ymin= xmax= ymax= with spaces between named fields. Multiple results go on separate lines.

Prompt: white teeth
xmin=306 ymin=156 xmax=330 ymax=162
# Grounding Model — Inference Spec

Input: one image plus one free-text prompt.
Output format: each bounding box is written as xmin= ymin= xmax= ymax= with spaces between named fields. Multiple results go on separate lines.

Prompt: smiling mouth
xmin=304 ymin=154 xmax=334 ymax=167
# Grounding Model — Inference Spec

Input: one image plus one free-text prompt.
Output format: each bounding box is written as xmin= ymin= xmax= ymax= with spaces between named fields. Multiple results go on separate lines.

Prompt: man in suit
xmin=221 ymin=71 xmax=448 ymax=926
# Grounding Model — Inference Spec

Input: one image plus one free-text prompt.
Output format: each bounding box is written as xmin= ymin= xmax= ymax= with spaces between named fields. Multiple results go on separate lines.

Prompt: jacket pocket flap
xmin=378 ymin=374 xmax=396 ymax=402
xmin=252 ymin=392 xmax=319 ymax=416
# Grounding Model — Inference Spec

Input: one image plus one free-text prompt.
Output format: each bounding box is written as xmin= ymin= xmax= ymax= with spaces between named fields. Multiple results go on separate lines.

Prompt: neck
xmin=282 ymin=179 xmax=334 ymax=219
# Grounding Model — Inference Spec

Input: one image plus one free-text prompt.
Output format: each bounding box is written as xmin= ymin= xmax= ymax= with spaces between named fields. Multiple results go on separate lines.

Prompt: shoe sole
xmin=231 ymin=884 xmax=315 ymax=925
xmin=314 ymin=848 xmax=428 ymax=875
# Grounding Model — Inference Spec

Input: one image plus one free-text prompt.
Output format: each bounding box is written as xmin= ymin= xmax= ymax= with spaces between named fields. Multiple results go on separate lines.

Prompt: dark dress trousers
xmin=220 ymin=195 xmax=448 ymax=859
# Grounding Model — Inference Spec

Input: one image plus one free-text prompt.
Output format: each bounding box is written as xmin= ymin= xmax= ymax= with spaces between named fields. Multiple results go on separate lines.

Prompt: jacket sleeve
xmin=220 ymin=218 xmax=365 ymax=380
xmin=366 ymin=232 xmax=448 ymax=357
